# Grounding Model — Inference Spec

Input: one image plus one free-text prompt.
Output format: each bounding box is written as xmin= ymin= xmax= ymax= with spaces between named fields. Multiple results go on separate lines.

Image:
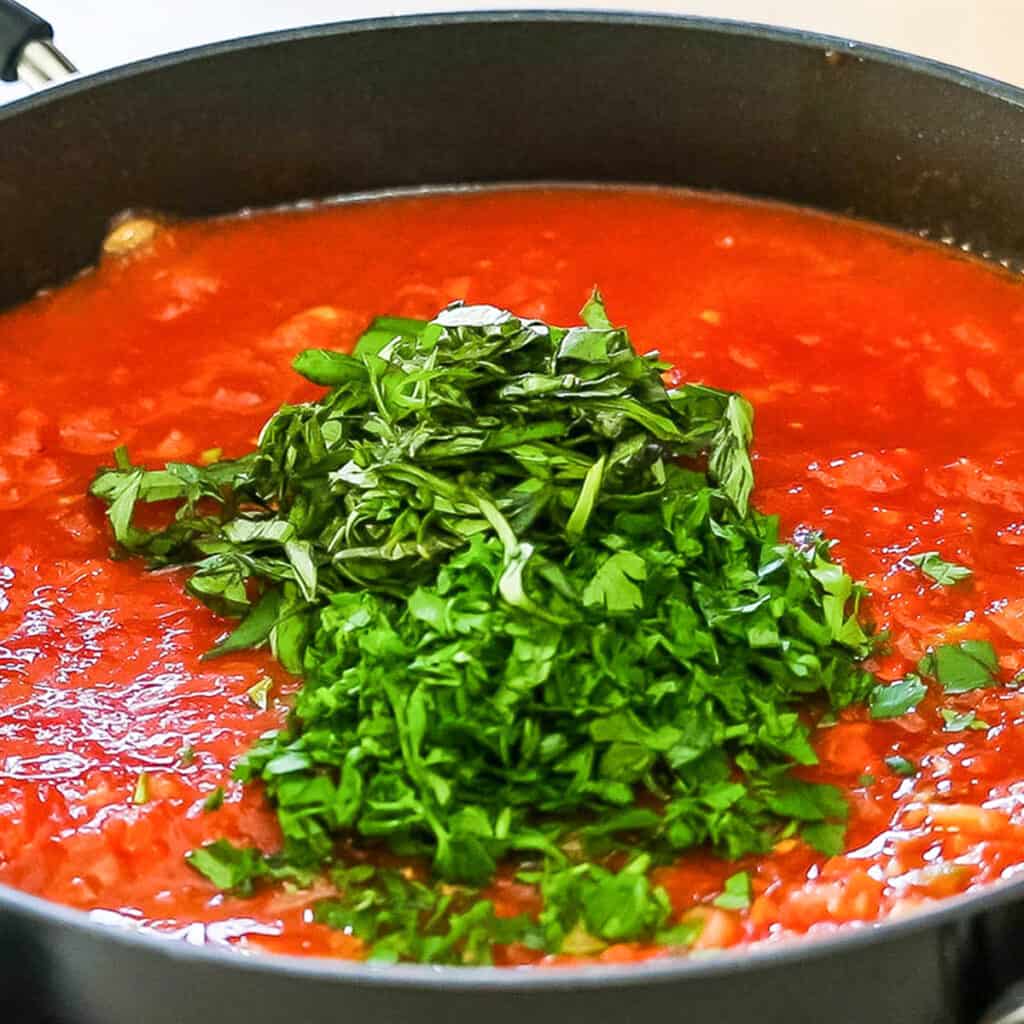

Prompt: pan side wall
xmin=2 ymin=17 xmax=1024 ymax=307
xmin=0 ymin=898 xmax=977 ymax=1024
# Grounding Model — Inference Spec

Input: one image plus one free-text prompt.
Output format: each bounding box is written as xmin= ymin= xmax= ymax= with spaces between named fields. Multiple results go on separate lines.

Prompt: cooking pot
xmin=4 ymin=5 xmax=1024 ymax=1023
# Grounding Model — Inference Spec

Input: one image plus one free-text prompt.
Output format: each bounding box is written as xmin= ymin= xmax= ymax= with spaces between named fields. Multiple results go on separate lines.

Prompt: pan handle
xmin=0 ymin=0 xmax=75 ymax=88
xmin=982 ymin=983 xmax=1024 ymax=1024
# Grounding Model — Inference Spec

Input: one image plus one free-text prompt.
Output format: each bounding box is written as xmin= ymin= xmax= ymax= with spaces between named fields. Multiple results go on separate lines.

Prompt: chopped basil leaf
xmin=580 ymin=287 xmax=614 ymax=330
xmin=869 ymin=675 xmax=927 ymax=719
xmin=906 ymin=552 xmax=972 ymax=587
xmin=203 ymin=589 xmax=283 ymax=661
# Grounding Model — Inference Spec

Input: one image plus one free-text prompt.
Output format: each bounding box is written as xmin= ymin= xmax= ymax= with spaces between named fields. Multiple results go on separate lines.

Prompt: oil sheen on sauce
xmin=3 ymin=187 xmax=1024 ymax=964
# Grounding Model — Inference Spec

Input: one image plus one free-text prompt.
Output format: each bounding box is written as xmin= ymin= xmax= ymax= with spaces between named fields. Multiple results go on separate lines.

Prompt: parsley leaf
xmin=581 ymin=550 xmax=647 ymax=613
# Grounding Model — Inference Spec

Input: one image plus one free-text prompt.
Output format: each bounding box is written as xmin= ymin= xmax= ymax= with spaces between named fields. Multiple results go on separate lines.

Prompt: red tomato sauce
xmin=4 ymin=186 xmax=1024 ymax=963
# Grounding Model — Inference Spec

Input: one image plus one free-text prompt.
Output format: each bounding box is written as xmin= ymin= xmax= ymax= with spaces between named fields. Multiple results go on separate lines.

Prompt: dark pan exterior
xmin=4 ymin=12 xmax=1024 ymax=1024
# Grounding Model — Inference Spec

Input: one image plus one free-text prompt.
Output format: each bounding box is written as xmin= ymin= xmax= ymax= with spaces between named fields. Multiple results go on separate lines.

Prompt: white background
xmin=4 ymin=0 xmax=1024 ymax=103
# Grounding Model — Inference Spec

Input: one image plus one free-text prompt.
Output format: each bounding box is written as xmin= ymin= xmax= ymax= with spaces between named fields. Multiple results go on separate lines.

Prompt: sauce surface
xmin=4 ymin=187 xmax=1024 ymax=963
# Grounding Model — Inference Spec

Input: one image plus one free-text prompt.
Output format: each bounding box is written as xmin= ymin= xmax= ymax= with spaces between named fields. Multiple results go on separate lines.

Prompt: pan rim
xmin=2 ymin=6 xmax=1024 ymax=123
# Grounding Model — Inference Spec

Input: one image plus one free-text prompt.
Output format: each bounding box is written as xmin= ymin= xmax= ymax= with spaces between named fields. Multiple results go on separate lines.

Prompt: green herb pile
xmin=91 ymin=293 xmax=880 ymax=963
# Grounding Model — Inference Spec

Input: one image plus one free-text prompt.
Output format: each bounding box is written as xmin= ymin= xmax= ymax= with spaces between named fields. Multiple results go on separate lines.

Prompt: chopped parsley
xmin=131 ymin=772 xmax=150 ymax=806
xmin=246 ymin=676 xmax=273 ymax=711
xmin=712 ymin=871 xmax=753 ymax=910
xmin=869 ymin=675 xmax=927 ymax=719
xmin=92 ymin=294 xmax=888 ymax=961
xmin=939 ymin=708 xmax=989 ymax=732
xmin=919 ymin=640 xmax=999 ymax=693
xmin=184 ymin=840 xmax=271 ymax=894
xmin=906 ymin=552 xmax=972 ymax=587
xmin=203 ymin=786 xmax=225 ymax=812
xmin=884 ymin=755 xmax=917 ymax=777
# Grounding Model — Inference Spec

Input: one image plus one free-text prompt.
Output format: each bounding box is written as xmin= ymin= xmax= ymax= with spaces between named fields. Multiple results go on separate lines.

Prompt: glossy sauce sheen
xmin=4 ymin=187 xmax=1024 ymax=964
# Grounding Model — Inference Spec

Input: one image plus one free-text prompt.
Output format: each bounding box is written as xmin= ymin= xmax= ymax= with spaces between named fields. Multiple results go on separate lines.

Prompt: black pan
xmin=3 ymin=7 xmax=1024 ymax=1024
